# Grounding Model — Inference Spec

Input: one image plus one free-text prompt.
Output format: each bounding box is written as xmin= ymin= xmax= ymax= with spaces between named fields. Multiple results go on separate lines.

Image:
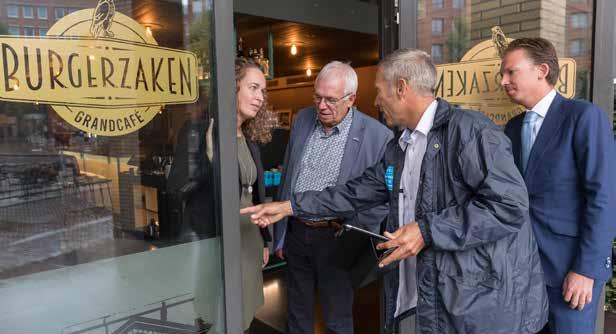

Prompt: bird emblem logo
xmin=90 ymin=0 xmax=116 ymax=38
xmin=491 ymin=26 xmax=509 ymax=59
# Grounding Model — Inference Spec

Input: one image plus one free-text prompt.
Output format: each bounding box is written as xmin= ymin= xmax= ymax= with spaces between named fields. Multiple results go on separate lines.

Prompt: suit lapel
xmin=525 ymin=94 xmax=567 ymax=180
xmin=338 ymin=108 xmax=364 ymax=184
xmin=288 ymin=109 xmax=317 ymax=191
xmin=509 ymin=116 xmax=523 ymax=172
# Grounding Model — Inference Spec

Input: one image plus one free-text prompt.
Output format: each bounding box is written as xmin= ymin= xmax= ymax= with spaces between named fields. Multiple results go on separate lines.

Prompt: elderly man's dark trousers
xmin=284 ymin=219 xmax=354 ymax=334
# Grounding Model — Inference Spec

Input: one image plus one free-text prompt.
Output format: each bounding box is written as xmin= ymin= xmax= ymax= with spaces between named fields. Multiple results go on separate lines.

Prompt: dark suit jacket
xmin=168 ymin=119 xmax=271 ymax=244
xmin=273 ymin=106 xmax=393 ymax=287
xmin=505 ymin=93 xmax=616 ymax=286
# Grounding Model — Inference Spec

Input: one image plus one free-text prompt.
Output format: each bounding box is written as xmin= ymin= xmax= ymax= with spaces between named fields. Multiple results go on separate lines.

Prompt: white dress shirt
xmin=527 ymin=89 xmax=556 ymax=148
xmin=394 ymin=99 xmax=438 ymax=317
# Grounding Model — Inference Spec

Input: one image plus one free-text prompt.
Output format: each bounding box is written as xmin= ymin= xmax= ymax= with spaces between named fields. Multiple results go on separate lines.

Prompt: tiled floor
xmin=256 ymin=266 xmax=616 ymax=334
xmin=254 ymin=266 xmax=381 ymax=334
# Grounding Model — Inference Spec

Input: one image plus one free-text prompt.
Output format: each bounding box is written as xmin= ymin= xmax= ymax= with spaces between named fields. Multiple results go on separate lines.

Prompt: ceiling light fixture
xmin=290 ymin=44 xmax=298 ymax=55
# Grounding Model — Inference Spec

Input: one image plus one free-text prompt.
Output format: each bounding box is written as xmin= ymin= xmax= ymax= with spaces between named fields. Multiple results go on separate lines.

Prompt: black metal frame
xmin=592 ymin=0 xmax=615 ymax=124
xmin=591 ymin=2 xmax=615 ymax=332
xmin=214 ymin=0 xmax=615 ymax=332
xmin=213 ymin=1 xmax=244 ymax=333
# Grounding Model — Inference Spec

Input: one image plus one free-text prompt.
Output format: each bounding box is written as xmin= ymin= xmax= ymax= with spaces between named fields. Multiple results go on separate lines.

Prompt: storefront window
xmin=417 ymin=0 xmax=595 ymax=125
xmin=0 ymin=0 xmax=227 ymax=332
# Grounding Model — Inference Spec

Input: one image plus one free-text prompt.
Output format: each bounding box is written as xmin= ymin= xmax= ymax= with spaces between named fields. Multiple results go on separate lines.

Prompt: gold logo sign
xmin=0 ymin=0 xmax=199 ymax=136
xmin=435 ymin=27 xmax=576 ymax=126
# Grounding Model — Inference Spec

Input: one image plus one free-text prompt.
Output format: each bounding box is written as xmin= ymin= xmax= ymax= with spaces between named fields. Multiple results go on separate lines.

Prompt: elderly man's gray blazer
xmin=273 ymin=106 xmax=393 ymax=281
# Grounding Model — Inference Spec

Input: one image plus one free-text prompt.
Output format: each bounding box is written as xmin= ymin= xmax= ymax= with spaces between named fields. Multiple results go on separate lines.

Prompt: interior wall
xmin=267 ymin=65 xmax=380 ymax=121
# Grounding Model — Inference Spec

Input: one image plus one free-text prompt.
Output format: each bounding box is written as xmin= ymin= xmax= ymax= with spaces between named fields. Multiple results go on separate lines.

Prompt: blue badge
xmin=385 ymin=165 xmax=394 ymax=191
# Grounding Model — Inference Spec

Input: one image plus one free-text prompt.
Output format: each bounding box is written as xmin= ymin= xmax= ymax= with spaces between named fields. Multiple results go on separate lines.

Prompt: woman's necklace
xmin=238 ymin=140 xmax=254 ymax=194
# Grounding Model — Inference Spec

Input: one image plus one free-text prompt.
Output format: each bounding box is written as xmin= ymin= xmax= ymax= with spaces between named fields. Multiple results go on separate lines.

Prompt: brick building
xmin=566 ymin=0 xmax=593 ymax=70
xmin=0 ymin=0 xmax=135 ymax=36
xmin=418 ymin=0 xmax=472 ymax=64
xmin=0 ymin=0 xmax=92 ymax=36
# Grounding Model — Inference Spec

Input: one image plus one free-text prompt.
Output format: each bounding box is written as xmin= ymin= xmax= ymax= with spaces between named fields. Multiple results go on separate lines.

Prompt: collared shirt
xmin=527 ymin=89 xmax=556 ymax=148
xmin=394 ymin=99 xmax=438 ymax=317
xmin=294 ymin=108 xmax=354 ymax=193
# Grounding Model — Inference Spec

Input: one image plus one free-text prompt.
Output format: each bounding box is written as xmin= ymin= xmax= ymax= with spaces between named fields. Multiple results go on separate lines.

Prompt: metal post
xmin=590 ymin=0 xmax=613 ymax=331
xmin=213 ymin=1 xmax=244 ymax=333
xmin=592 ymin=0 xmax=615 ymax=124
xmin=398 ymin=0 xmax=417 ymax=50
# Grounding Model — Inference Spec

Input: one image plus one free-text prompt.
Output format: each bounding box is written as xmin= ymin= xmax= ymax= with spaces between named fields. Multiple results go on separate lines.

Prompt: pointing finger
xmin=240 ymin=206 xmax=260 ymax=215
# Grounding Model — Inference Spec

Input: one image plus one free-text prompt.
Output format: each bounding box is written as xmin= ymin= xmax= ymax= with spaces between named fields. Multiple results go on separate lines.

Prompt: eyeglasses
xmin=313 ymin=92 xmax=353 ymax=108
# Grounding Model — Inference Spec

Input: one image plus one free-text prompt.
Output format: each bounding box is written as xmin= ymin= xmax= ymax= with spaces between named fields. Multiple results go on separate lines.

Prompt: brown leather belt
xmin=299 ymin=218 xmax=343 ymax=230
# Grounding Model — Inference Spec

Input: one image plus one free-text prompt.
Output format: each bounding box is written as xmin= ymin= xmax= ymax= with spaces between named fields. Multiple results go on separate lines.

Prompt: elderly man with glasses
xmin=272 ymin=61 xmax=393 ymax=334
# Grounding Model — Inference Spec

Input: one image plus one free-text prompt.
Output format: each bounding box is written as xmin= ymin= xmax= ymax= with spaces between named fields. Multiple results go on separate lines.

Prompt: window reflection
xmin=0 ymin=0 xmax=219 ymax=280
xmin=0 ymin=0 xmax=225 ymax=332
xmin=417 ymin=0 xmax=594 ymax=125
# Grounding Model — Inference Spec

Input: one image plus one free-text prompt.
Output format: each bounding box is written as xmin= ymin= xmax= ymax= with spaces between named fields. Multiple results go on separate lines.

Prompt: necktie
xmin=521 ymin=111 xmax=538 ymax=173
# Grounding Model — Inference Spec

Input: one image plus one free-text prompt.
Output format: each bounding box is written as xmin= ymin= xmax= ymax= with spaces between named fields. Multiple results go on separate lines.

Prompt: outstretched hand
xmin=240 ymin=201 xmax=293 ymax=227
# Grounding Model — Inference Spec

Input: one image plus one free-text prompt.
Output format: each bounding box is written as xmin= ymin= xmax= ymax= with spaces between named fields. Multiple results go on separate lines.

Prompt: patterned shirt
xmin=294 ymin=108 xmax=354 ymax=193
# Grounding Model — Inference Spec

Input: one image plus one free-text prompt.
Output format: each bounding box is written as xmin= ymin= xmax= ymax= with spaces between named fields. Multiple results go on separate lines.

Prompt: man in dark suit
xmin=502 ymin=37 xmax=615 ymax=334
xmin=273 ymin=61 xmax=393 ymax=334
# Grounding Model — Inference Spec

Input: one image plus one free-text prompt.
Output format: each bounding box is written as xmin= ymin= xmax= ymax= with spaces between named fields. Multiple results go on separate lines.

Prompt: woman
xmin=168 ymin=58 xmax=277 ymax=332
xmin=233 ymin=57 xmax=278 ymax=332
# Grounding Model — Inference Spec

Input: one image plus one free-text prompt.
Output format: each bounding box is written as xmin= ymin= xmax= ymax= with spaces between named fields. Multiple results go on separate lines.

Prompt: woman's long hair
xmin=236 ymin=57 xmax=278 ymax=144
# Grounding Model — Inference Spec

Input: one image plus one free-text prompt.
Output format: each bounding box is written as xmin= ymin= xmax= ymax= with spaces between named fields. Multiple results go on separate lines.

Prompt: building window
xmin=432 ymin=18 xmax=444 ymax=35
xmin=432 ymin=0 xmax=444 ymax=8
xmin=569 ymin=39 xmax=586 ymax=56
xmin=54 ymin=7 xmax=64 ymax=19
xmin=23 ymin=5 xmax=33 ymax=18
xmin=38 ymin=27 xmax=48 ymax=36
xmin=37 ymin=7 xmax=47 ymax=19
xmin=7 ymin=4 xmax=18 ymax=18
xmin=8 ymin=26 xmax=19 ymax=35
xmin=569 ymin=13 xmax=588 ymax=29
xmin=432 ymin=44 xmax=443 ymax=62
xmin=453 ymin=0 xmax=464 ymax=9
xmin=67 ymin=7 xmax=77 ymax=14
xmin=23 ymin=26 xmax=35 ymax=36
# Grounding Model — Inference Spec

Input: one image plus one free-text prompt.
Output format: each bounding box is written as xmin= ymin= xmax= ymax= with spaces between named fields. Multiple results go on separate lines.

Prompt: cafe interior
xmin=0 ymin=5 xmax=383 ymax=332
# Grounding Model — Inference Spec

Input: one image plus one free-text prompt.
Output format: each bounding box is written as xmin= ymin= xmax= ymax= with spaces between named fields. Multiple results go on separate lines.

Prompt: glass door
xmin=0 ymin=0 xmax=228 ymax=332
